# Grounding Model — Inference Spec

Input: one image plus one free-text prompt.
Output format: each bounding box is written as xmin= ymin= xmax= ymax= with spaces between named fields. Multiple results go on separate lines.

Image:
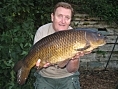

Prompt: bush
xmin=0 ymin=18 xmax=35 ymax=89
xmin=0 ymin=0 xmax=52 ymax=88
xmin=78 ymin=0 xmax=118 ymax=24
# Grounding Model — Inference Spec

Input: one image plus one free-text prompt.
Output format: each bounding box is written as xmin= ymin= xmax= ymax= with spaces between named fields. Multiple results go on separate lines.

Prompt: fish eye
xmin=97 ymin=32 xmax=102 ymax=36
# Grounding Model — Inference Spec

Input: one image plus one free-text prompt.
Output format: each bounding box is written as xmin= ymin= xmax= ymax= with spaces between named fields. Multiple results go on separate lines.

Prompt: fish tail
xmin=13 ymin=60 xmax=23 ymax=72
xmin=13 ymin=60 xmax=30 ymax=85
xmin=17 ymin=66 xmax=30 ymax=85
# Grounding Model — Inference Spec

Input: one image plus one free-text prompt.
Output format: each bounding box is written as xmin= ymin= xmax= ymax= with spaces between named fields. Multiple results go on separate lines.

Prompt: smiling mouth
xmin=59 ymin=24 xmax=65 ymax=26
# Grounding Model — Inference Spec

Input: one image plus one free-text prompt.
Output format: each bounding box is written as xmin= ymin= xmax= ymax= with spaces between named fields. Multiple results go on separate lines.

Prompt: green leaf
xmin=21 ymin=51 xmax=28 ymax=55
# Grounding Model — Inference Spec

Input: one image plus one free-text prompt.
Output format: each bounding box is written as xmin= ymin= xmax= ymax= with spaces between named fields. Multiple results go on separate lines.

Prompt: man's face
xmin=51 ymin=7 xmax=72 ymax=31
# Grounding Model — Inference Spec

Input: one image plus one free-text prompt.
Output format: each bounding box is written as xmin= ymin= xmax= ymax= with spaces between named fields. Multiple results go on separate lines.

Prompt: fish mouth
xmin=98 ymin=41 xmax=106 ymax=46
xmin=99 ymin=42 xmax=106 ymax=46
xmin=91 ymin=40 xmax=106 ymax=49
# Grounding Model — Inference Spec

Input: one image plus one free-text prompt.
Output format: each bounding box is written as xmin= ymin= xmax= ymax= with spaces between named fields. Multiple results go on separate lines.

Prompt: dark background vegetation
xmin=0 ymin=0 xmax=118 ymax=89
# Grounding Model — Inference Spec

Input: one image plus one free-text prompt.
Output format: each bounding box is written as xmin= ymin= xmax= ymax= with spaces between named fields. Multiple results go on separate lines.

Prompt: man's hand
xmin=35 ymin=59 xmax=50 ymax=69
xmin=71 ymin=51 xmax=84 ymax=59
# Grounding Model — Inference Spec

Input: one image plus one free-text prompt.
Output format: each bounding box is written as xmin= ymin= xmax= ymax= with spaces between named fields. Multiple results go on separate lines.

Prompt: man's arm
xmin=66 ymin=51 xmax=92 ymax=73
xmin=66 ymin=58 xmax=80 ymax=73
xmin=66 ymin=52 xmax=84 ymax=73
xmin=33 ymin=28 xmax=43 ymax=44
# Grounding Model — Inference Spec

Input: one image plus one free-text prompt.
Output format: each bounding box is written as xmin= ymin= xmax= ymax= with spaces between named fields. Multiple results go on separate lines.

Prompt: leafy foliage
xmin=0 ymin=18 xmax=35 ymax=88
xmin=77 ymin=0 xmax=118 ymax=24
xmin=0 ymin=0 xmax=52 ymax=88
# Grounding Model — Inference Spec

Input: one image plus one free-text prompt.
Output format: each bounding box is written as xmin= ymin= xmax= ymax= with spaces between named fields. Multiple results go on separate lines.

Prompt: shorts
xmin=34 ymin=72 xmax=80 ymax=89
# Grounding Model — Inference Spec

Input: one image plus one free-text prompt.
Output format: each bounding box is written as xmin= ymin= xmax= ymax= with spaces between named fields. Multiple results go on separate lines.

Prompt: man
xmin=33 ymin=2 xmax=84 ymax=89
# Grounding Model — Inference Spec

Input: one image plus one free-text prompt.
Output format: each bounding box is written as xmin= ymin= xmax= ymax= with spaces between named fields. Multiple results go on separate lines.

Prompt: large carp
xmin=13 ymin=29 xmax=106 ymax=85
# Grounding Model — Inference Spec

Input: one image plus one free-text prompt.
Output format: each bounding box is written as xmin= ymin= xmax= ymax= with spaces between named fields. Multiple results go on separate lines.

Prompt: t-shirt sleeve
xmin=33 ymin=28 xmax=43 ymax=44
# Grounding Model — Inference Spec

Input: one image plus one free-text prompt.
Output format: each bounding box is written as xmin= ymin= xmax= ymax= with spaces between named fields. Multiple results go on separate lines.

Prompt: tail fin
xmin=13 ymin=60 xmax=30 ymax=85
xmin=13 ymin=60 xmax=23 ymax=72
xmin=17 ymin=66 xmax=30 ymax=85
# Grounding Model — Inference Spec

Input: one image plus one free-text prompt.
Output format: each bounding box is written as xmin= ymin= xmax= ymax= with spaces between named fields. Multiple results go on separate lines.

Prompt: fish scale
xmin=13 ymin=29 xmax=106 ymax=85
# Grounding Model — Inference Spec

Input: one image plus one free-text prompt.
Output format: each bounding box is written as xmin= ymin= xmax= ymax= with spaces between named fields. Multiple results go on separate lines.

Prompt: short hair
xmin=53 ymin=2 xmax=74 ymax=17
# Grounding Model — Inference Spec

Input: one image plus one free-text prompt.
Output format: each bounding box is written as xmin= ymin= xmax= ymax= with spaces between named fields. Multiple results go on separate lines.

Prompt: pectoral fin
xmin=76 ymin=45 xmax=90 ymax=51
xmin=57 ymin=59 xmax=70 ymax=68
xmin=75 ymin=41 xmax=91 ymax=51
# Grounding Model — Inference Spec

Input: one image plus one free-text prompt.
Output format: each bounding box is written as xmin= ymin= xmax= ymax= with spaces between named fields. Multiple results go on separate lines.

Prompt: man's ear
xmin=51 ymin=13 xmax=54 ymax=22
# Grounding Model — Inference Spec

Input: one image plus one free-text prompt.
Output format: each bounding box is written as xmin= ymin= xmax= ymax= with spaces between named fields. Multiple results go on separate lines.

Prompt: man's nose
xmin=61 ymin=17 xmax=66 ymax=23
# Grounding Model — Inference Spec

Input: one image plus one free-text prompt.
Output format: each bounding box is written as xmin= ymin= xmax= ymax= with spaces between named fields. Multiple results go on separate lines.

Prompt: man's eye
xmin=58 ymin=14 xmax=62 ymax=18
xmin=66 ymin=17 xmax=70 ymax=20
